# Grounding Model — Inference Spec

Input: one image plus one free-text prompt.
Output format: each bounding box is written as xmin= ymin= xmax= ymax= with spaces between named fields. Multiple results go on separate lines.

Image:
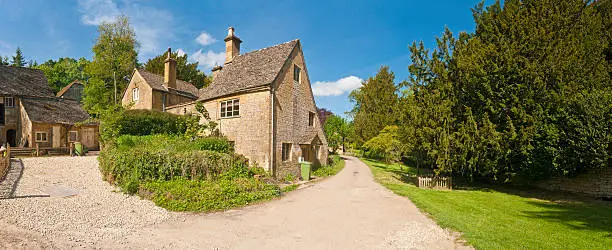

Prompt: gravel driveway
xmin=0 ymin=156 xmax=470 ymax=249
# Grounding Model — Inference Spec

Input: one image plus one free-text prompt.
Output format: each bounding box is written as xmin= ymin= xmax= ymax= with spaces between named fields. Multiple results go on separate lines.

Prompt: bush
xmin=313 ymin=155 xmax=345 ymax=177
xmin=141 ymin=178 xmax=280 ymax=212
xmin=100 ymin=109 xmax=197 ymax=144
xmin=99 ymin=136 xmax=248 ymax=194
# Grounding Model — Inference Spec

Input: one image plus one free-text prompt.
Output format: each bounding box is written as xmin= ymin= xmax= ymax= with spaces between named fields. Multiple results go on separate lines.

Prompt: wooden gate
xmin=82 ymin=128 xmax=96 ymax=149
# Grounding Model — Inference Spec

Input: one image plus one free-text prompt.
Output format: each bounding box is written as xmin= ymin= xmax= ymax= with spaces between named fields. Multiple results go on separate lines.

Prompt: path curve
xmin=0 ymin=156 xmax=469 ymax=249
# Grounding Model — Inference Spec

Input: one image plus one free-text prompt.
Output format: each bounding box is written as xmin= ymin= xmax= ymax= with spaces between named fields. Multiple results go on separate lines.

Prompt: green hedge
xmin=116 ymin=134 xmax=232 ymax=153
xmin=100 ymin=109 xmax=196 ymax=143
xmin=99 ymin=135 xmax=247 ymax=194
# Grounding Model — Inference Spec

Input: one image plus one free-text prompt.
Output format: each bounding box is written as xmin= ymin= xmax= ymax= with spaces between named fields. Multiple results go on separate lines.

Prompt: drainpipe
xmin=270 ymin=88 xmax=275 ymax=176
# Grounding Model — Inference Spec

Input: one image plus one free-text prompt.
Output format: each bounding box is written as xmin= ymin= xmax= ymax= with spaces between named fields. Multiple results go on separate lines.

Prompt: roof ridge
xmin=237 ymin=39 xmax=299 ymax=58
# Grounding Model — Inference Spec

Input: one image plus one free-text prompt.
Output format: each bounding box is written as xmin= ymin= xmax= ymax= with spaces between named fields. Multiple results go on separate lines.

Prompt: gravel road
xmin=0 ymin=156 xmax=470 ymax=249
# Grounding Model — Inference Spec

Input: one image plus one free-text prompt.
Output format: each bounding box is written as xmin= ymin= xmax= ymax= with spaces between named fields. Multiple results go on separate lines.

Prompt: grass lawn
xmin=361 ymin=158 xmax=612 ymax=250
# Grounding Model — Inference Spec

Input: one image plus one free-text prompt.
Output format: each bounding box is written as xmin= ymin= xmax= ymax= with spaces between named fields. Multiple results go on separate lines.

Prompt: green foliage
xmin=143 ymin=50 xmax=211 ymax=88
xmin=115 ymin=134 xmax=232 ymax=153
xmin=35 ymin=57 xmax=90 ymax=93
xmin=283 ymin=173 xmax=296 ymax=183
xmin=312 ymin=155 xmax=345 ymax=177
xmin=280 ymin=184 xmax=299 ymax=193
xmin=141 ymin=178 xmax=280 ymax=212
xmin=99 ymin=139 xmax=247 ymax=194
xmin=393 ymin=0 xmax=611 ymax=183
xmin=362 ymin=126 xmax=402 ymax=163
xmin=350 ymin=66 xmax=399 ymax=144
xmin=11 ymin=47 xmax=25 ymax=67
xmin=323 ymin=114 xmax=352 ymax=152
xmin=99 ymin=109 xmax=196 ymax=144
xmin=363 ymin=158 xmax=612 ymax=250
xmin=83 ymin=15 xmax=139 ymax=115
xmin=0 ymin=56 xmax=9 ymax=66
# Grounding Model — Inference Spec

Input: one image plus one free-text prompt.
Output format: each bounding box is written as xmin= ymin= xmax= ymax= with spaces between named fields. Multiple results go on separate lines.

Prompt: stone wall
xmin=536 ymin=167 xmax=612 ymax=198
xmin=273 ymin=43 xmax=328 ymax=179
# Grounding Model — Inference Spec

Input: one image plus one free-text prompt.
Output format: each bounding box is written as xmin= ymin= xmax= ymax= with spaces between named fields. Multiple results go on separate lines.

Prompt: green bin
xmin=300 ymin=161 xmax=312 ymax=181
xmin=74 ymin=142 xmax=84 ymax=156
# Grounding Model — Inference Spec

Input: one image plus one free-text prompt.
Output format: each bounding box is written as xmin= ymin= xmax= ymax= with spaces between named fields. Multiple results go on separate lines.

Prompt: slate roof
xmin=198 ymin=39 xmax=299 ymax=101
xmin=136 ymin=69 xmax=199 ymax=99
xmin=0 ymin=66 xmax=54 ymax=97
xmin=20 ymin=97 xmax=91 ymax=125
xmin=56 ymin=80 xmax=83 ymax=98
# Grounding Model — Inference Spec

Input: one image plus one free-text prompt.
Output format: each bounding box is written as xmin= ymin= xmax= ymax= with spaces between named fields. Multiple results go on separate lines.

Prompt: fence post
xmin=36 ymin=143 xmax=40 ymax=156
xmin=6 ymin=144 xmax=10 ymax=158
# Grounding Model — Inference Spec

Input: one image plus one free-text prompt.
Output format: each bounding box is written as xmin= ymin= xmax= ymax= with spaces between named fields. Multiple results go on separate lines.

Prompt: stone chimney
xmin=164 ymin=48 xmax=177 ymax=89
xmin=224 ymin=27 xmax=242 ymax=64
xmin=211 ymin=65 xmax=222 ymax=79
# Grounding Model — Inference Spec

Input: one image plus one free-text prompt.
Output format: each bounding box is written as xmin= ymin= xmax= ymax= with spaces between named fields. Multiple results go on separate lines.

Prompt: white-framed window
xmin=69 ymin=131 xmax=78 ymax=142
xmin=220 ymin=99 xmax=240 ymax=118
xmin=282 ymin=143 xmax=292 ymax=162
xmin=35 ymin=132 xmax=48 ymax=142
xmin=132 ymin=88 xmax=139 ymax=102
xmin=293 ymin=65 xmax=301 ymax=82
xmin=5 ymin=97 xmax=14 ymax=108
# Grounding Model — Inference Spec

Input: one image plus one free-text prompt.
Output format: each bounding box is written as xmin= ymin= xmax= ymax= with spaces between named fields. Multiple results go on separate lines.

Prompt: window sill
xmin=220 ymin=116 xmax=241 ymax=119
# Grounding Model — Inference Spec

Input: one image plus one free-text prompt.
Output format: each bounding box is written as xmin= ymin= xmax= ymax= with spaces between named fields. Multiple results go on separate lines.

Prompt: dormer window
xmin=132 ymin=88 xmax=139 ymax=102
xmin=293 ymin=65 xmax=301 ymax=82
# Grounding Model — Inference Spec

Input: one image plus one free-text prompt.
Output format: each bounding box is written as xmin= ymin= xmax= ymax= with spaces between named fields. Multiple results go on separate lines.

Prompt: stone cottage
xmin=122 ymin=27 xmax=328 ymax=177
xmin=0 ymin=66 xmax=98 ymax=150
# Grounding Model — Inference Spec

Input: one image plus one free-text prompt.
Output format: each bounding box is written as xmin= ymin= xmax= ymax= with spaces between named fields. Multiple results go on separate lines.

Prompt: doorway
xmin=6 ymin=129 xmax=16 ymax=147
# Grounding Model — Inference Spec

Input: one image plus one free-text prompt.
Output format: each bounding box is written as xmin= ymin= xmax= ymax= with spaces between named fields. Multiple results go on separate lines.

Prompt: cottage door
xmin=300 ymin=145 xmax=314 ymax=163
xmin=82 ymin=128 xmax=95 ymax=149
xmin=52 ymin=126 xmax=61 ymax=148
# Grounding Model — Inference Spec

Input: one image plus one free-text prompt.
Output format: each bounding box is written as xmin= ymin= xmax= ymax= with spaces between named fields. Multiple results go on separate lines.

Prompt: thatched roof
xmin=136 ymin=69 xmax=199 ymax=99
xmin=0 ymin=66 xmax=54 ymax=97
xmin=198 ymin=39 xmax=299 ymax=101
xmin=21 ymin=97 xmax=91 ymax=125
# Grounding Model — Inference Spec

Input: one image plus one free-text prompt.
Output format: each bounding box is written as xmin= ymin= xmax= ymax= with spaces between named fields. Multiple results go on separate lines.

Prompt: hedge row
xmin=116 ymin=134 xmax=232 ymax=154
xmin=100 ymin=109 xmax=196 ymax=143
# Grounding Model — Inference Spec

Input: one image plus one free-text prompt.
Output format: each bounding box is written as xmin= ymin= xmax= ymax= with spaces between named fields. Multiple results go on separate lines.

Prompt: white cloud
xmin=190 ymin=49 xmax=225 ymax=70
xmin=195 ymin=32 xmax=216 ymax=46
xmin=312 ymin=76 xmax=363 ymax=96
xmin=77 ymin=0 xmax=175 ymax=56
xmin=176 ymin=48 xmax=186 ymax=57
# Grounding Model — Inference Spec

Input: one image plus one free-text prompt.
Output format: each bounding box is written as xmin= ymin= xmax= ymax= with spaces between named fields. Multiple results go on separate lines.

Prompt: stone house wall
xmin=536 ymin=167 xmax=612 ymax=198
xmin=123 ymin=73 xmax=154 ymax=110
xmin=0 ymin=96 xmax=21 ymax=146
xmin=273 ymin=45 xmax=328 ymax=178
xmin=166 ymin=90 xmax=273 ymax=171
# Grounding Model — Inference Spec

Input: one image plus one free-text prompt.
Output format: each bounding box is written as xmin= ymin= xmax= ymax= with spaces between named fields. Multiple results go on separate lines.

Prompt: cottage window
xmin=132 ymin=88 xmax=139 ymax=102
xmin=220 ymin=99 xmax=240 ymax=118
xmin=35 ymin=132 xmax=48 ymax=142
xmin=5 ymin=97 xmax=14 ymax=108
xmin=293 ymin=65 xmax=301 ymax=82
xmin=309 ymin=112 xmax=315 ymax=127
xmin=282 ymin=143 xmax=292 ymax=162
xmin=69 ymin=131 xmax=78 ymax=142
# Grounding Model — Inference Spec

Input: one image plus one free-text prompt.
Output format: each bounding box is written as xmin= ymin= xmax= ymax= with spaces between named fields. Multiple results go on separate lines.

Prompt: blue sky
xmin=0 ymin=0 xmax=493 ymax=117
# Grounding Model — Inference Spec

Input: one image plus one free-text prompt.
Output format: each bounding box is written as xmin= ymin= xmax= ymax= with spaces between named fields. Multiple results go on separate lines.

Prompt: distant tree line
xmin=352 ymin=0 xmax=611 ymax=183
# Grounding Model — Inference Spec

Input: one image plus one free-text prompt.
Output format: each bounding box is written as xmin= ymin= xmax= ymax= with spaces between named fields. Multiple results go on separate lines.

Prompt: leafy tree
xmin=317 ymin=108 xmax=333 ymax=126
xmin=0 ymin=56 xmax=9 ymax=66
xmin=363 ymin=126 xmax=402 ymax=163
xmin=390 ymin=0 xmax=610 ymax=183
xmin=11 ymin=47 xmax=25 ymax=67
xmin=35 ymin=57 xmax=90 ymax=93
xmin=143 ymin=50 xmax=210 ymax=88
xmin=350 ymin=66 xmax=399 ymax=144
xmin=324 ymin=114 xmax=352 ymax=153
xmin=83 ymin=15 xmax=139 ymax=115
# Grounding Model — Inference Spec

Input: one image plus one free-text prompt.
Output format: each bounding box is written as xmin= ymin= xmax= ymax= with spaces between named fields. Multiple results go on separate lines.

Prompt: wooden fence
xmin=0 ymin=145 xmax=10 ymax=180
xmin=418 ymin=176 xmax=452 ymax=190
xmin=9 ymin=144 xmax=72 ymax=157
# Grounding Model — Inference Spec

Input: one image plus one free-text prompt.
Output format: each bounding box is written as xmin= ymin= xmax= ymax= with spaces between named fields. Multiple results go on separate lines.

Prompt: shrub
xmin=140 ymin=178 xmax=280 ymax=212
xmin=313 ymin=155 xmax=345 ymax=177
xmin=116 ymin=134 xmax=232 ymax=154
xmin=100 ymin=109 xmax=197 ymax=144
xmin=99 ymin=138 xmax=249 ymax=194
